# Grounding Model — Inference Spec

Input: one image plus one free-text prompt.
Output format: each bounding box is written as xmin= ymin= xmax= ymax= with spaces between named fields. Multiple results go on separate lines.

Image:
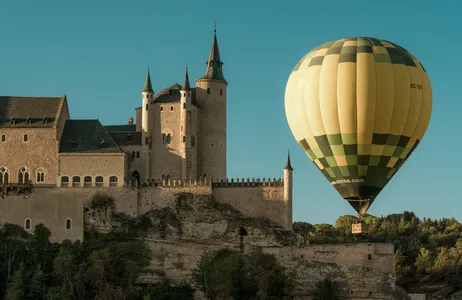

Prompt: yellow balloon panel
xmin=285 ymin=37 xmax=432 ymax=214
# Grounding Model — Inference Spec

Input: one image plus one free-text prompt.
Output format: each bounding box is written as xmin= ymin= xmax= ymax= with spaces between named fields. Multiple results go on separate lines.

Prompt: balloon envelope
xmin=285 ymin=37 xmax=432 ymax=214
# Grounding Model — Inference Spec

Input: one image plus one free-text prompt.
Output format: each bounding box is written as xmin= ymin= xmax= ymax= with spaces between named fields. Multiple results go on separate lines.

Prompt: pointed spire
xmin=200 ymin=25 xmax=226 ymax=82
xmin=182 ymin=65 xmax=191 ymax=90
xmin=284 ymin=151 xmax=294 ymax=171
xmin=143 ymin=68 xmax=154 ymax=93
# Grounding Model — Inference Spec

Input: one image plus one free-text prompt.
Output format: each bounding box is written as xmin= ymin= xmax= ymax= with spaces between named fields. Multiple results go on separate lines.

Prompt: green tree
xmin=193 ymin=249 xmax=292 ymax=300
xmin=28 ymin=264 xmax=47 ymax=300
xmin=311 ymin=277 xmax=341 ymax=300
xmin=5 ymin=263 xmax=26 ymax=300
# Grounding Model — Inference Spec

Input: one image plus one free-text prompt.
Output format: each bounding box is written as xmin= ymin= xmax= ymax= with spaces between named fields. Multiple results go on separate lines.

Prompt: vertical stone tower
xmin=195 ymin=29 xmax=227 ymax=181
xmin=142 ymin=69 xmax=154 ymax=180
xmin=284 ymin=152 xmax=294 ymax=230
xmin=180 ymin=67 xmax=195 ymax=180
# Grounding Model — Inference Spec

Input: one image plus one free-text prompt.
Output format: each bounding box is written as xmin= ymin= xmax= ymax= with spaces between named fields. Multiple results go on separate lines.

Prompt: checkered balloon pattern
xmin=285 ymin=37 xmax=432 ymax=214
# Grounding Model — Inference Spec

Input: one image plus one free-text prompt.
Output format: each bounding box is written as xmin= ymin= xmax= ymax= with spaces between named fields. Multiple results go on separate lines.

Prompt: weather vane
xmin=213 ymin=20 xmax=217 ymax=32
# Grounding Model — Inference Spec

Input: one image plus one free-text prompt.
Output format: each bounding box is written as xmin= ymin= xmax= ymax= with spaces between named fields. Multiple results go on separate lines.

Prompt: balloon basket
xmin=351 ymin=222 xmax=368 ymax=234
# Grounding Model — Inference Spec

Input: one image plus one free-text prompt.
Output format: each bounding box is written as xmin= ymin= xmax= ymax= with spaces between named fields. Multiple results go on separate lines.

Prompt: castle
xmin=0 ymin=29 xmax=293 ymax=240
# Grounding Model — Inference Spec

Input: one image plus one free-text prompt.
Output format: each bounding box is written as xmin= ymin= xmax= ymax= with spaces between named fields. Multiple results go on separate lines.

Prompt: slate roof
xmin=59 ymin=120 xmax=122 ymax=153
xmin=104 ymin=124 xmax=136 ymax=132
xmin=0 ymin=96 xmax=62 ymax=128
xmin=199 ymin=30 xmax=226 ymax=82
xmin=143 ymin=70 xmax=154 ymax=93
xmin=108 ymin=131 xmax=142 ymax=146
xmin=152 ymin=84 xmax=197 ymax=105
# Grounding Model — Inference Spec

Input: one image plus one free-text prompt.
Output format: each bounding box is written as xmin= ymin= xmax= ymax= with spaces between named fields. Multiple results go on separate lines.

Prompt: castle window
xmin=84 ymin=176 xmax=92 ymax=187
xmin=162 ymin=134 xmax=166 ymax=144
xmin=109 ymin=176 xmax=118 ymax=187
xmin=145 ymin=137 xmax=149 ymax=145
xmin=145 ymin=104 xmax=149 ymax=111
xmin=136 ymin=151 xmax=140 ymax=158
xmin=23 ymin=134 xmax=28 ymax=142
xmin=167 ymin=134 xmax=171 ymax=144
xmin=72 ymin=176 xmax=81 ymax=188
xmin=182 ymin=136 xmax=186 ymax=143
xmin=18 ymin=166 xmax=29 ymax=184
xmin=191 ymin=135 xmax=195 ymax=147
xmin=207 ymin=88 xmax=210 ymax=95
xmin=61 ymin=176 xmax=69 ymax=187
xmin=220 ymin=89 xmax=223 ymax=96
xmin=160 ymin=106 xmax=164 ymax=111
xmin=170 ymin=106 xmax=174 ymax=111
xmin=95 ymin=176 xmax=104 ymax=188
xmin=25 ymin=219 xmax=31 ymax=230
xmin=1 ymin=135 xmax=5 ymax=142
xmin=183 ymin=103 xmax=186 ymax=109
xmin=65 ymin=218 xmax=72 ymax=230
xmin=0 ymin=167 xmax=9 ymax=184
xmin=36 ymin=168 xmax=45 ymax=183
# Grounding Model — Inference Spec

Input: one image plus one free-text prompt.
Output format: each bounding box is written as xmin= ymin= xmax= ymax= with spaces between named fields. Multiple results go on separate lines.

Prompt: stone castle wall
xmin=0 ymin=195 xmax=84 ymax=243
xmin=0 ymin=178 xmax=289 ymax=240
xmin=262 ymin=243 xmax=396 ymax=299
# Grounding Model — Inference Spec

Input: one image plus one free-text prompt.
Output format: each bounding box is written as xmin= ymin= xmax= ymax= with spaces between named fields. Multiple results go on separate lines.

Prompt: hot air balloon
xmin=285 ymin=37 xmax=432 ymax=230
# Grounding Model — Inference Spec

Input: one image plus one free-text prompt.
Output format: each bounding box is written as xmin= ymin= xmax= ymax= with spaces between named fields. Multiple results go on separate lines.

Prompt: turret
xmin=195 ymin=28 xmax=227 ymax=181
xmin=141 ymin=69 xmax=154 ymax=181
xmin=284 ymin=151 xmax=293 ymax=230
xmin=181 ymin=67 xmax=193 ymax=180
xmin=142 ymin=69 xmax=154 ymax=132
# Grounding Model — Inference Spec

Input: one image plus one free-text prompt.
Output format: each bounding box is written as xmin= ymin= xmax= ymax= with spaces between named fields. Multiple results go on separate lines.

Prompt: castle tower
xmin=195 ymin=28 xmax=227 ymax=181
xmin=284 ymin=152 xmax=294 ymax=230
xmin=142 ymin=69 xmax=154 ymax=180
xmin=180 ymin=67 xmax=194 ymax=180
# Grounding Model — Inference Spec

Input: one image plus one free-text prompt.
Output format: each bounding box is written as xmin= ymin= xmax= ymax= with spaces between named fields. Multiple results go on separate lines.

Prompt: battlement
xmin=125 ymin=177 xmax=285 ymax=189
xmin=212 ymin=177 xmax=284 ymax=187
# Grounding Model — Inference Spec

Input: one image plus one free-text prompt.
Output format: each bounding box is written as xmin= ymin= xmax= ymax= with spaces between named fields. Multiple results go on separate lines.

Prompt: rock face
xmin=86 ymin=193 xmax=404 ymax=299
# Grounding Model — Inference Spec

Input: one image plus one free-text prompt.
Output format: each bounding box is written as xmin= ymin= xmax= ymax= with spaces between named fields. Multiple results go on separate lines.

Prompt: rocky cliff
xmin=85 ymin=192 xmax=408 ymax=299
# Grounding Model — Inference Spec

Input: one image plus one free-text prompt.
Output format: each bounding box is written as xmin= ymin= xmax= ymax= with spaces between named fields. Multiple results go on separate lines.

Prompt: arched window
xmin=167 ymin=134 xmax=171 ymax=144
xmin=72 ymin=176 xmax=81 ymax=187
xmin=1 ymin=135 xmax=5 ymax=142
xmin=25 ymin=219 xmax=31 ymax=230
xmin=207 ymin=88 xmax=210 ymax=95
xmin=109 ymin=176 xmax=118 ymax=187
xmin=61 ymin=176 xmax=69 ymax=187
xmin=36 ymin=168 xmax=45 ymax=183
xmin=220 ymin=89 xmax=223 ymax=96
xmin=23 ymin=134 xmax=28 ymax=142
xmin=65 ymin=218 xmax=72 ymax=230
xmin=0 ymin=167 xmax=9 ymax=184
xmin=170 ymin=106 xmax=174 ymax=111
xmin=84 ymin=176 xmax=92 ymax=187
xmin=136 ymin=151 xmax=140 ymax=158
xmin=18 ymin=166 xmax=30 ymax=184
xmin=95 ymin=176 xmax=104 ymax=188
xmin=160 ymin=106 xmax=164 ymax=111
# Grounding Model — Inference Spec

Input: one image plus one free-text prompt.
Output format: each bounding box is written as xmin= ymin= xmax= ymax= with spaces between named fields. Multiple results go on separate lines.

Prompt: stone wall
xmin=263 ymin=243 xmax=396 ymax=299
xmin=58 ymin=153 xmax=126 ymax=187
xmin=212 ymin=184 xmax=288 ymax=229
xmin=0 ymin=128 xmax=59 ymax=185
xmin=0 ymin=195 xmax=84 ymax=242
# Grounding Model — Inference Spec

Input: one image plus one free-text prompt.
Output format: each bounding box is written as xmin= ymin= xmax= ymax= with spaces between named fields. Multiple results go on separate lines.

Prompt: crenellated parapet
xmin=211 ymin=177 xmax=284 ymax=188
xmin=125 ymin=179 xmax=213 ymax=188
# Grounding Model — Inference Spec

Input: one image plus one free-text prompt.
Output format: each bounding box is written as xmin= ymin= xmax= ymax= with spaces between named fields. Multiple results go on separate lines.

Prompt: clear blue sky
xmin=1 ymin=0 xmax=460 ymax=225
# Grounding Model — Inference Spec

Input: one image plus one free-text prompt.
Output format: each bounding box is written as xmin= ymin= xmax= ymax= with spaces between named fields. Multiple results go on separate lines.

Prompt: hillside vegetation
xmin=293 ymin=211 xmax=462 ymax=292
